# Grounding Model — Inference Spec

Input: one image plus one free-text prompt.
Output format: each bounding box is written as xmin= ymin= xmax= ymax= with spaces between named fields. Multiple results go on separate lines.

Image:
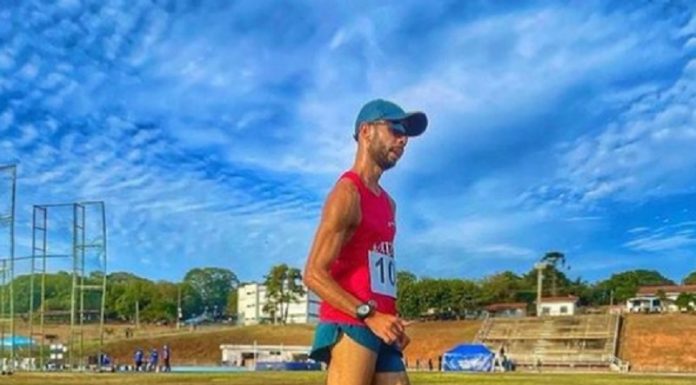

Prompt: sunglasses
xmin=372 ymin=120 xmax=407 ymax=135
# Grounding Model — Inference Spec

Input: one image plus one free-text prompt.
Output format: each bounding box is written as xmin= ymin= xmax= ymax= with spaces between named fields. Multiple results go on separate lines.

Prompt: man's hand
xmin=364 ymin=312 xmax=405 ymax=345
xmin=395 ymin=333 xmax=411 ymax=351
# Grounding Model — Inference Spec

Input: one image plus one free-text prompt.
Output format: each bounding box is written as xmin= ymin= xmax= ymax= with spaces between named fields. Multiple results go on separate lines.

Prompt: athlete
xmin=304 ymin=99 xmax=428 ymax=385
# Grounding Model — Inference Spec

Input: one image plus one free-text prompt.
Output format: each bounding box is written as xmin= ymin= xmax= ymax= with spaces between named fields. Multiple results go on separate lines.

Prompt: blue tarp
xmin=0 ymin=335 xmax=36 ymax=347
xmin=442 ymin=344 xmax=494 ymax=372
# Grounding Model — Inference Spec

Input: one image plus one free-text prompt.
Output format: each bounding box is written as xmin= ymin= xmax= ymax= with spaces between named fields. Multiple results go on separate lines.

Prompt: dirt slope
xmin=103 ymin=320 xmax=481 ymax=366
xmin=619 ymin=313 xmax=696 ymax=372
xmin=82 ymin=314 xmax=696 ymax=372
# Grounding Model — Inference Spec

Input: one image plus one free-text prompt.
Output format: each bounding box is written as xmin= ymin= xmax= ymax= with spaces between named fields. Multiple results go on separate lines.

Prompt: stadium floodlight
xmin=534 ymin=262 xmax=549 ymax=317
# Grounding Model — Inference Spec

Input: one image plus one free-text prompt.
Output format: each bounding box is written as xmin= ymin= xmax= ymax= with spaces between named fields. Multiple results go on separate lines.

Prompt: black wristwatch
xmin=356 ymin=300 xmax=376 ymax=321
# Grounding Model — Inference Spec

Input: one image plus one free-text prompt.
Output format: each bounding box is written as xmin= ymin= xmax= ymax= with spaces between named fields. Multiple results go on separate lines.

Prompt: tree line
xmin=1 ymin=262 xmax=694 ymax=323
xmin=397 ymin=267 xmax=696 ymax=319
xmin=0 ymin=264 xmax=308 ymax=325
xmin=1 ymin=267 xmax=239 ymax=323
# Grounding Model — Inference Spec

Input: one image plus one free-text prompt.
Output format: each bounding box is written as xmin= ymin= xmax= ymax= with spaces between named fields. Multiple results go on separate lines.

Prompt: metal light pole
xmin=534 ymin=262 xmax=549 ymax=317
xmin=176 ymin=284 xmax=182 ymax=330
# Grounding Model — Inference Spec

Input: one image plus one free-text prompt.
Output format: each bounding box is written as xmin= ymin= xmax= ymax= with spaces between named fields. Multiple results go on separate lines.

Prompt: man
xmin=134 ymin=348 xmax=143 ymax=371
xmin=162 ymin=344 xmax=171 ymax=372
xmin=148 ymin=347 xmax=159 ymax=372
xmin=304 ymin=99 xmax=427 ymax=385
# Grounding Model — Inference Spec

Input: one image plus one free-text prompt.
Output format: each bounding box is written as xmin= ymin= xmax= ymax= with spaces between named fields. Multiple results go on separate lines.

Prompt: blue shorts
xmin=309 ymin=322 xmax=405 ymax=373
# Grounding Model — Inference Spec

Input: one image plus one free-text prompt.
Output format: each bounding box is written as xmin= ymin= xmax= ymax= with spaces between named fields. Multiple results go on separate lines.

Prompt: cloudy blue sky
xmin=1 ymin=0 xmax=695 ymax=284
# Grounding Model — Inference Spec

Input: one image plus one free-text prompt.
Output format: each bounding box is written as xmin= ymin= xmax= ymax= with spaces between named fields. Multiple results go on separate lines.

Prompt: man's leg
xmin=327 ymin=333 xmax=378 ymax=385
xmin=372 ymin=372 xmax=410 ymax=385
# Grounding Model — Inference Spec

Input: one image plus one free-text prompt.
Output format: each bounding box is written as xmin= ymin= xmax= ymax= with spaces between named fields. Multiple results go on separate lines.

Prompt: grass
xmin=1 ymin=372 xmax=695 ymax=385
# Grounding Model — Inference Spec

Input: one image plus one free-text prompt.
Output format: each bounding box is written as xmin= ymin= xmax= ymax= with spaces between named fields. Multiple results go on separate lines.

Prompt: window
xmin=542 ymin=307 xmax=550 ymax=315
xmin=560 ymin=306 xmax=568 ymax=314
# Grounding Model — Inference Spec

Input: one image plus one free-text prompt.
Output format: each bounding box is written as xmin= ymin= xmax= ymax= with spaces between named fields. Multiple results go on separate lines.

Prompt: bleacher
xmin=475 ymin=314 xmax=625 ymax=371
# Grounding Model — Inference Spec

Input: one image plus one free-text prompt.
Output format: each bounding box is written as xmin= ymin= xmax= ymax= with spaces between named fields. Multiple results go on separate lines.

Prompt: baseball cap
xmin=354 ymin=99 xmax=428 ymax=140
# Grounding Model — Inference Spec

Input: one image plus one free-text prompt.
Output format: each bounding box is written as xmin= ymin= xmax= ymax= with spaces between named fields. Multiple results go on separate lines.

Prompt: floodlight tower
xmin=0 ymin=165 xmax=16 ymax=371
xmin=29 ymin=201 xmax=107 ymax=370
xmin=535 ymin=261 xmax=549 ymax=317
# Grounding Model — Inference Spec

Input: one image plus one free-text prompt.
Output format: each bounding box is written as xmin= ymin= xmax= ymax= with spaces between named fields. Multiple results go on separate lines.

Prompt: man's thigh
xmin=372 ymin=371 xmax=411 ymax=385
xmin=327 ymin=333 xmax=378 ymax=385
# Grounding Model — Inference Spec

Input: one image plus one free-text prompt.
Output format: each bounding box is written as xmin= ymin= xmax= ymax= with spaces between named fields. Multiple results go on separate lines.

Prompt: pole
xmin=9 ymin=165 xmax=16 ymax=370
xmin=176 ymin=284 xmax=182 ymax=330
xmin=534 ymin=262 xmax=547 ymax=317
xmin=99 ymin=202 xmax=107 ymax=358
xmin=69 ymin=204 xmax=78 ymax=369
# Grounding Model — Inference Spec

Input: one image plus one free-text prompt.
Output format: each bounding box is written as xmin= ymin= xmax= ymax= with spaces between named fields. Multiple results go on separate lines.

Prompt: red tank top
xmin=319 ymin=171 xmax=397 ymax=325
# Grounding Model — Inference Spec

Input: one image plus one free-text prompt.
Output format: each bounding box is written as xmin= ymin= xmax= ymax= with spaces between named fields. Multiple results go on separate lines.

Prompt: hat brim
xmin=387 ymin=112 xmax=428 ymax=137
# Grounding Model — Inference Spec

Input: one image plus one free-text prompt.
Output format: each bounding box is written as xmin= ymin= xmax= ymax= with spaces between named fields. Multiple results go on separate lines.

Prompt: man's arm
xmin=386 ymin=195 xmax=411 ymax=351
xmin=303 ymin=179 xmax=363 ymax=316
xmin=304 ymin=179 xmax=404 ymax=344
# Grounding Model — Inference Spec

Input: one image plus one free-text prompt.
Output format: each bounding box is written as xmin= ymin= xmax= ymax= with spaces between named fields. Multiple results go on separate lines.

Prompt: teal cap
xmin=354 ymin=99 xmax=428 ymax=140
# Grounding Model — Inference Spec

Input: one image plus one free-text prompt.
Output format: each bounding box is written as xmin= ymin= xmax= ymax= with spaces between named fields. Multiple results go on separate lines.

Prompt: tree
xmin=522 ymin=265 xmax=574 ymax=298
xmin=396 ymin=271 xmax=419 ymax=318
xmin=675 ymin=293 xmax=694 ymax=312
xmin=539 ymin=251 xmax=568 ymax=297
xmin=595 ymin=270 xmax=674 ymax=303
xmin=263 ymin=264 xmax=305 ymax=324
xmin=106 ymin=272 xmax=156 ymax=321
xmin=142 ymin=281 xmax=178 ymax=323
xmin=683 ymin=271 xmax=696 ymax=285
xmin=447 ymin=279 xmax=482 ymax=319
xmin=184 ymin=267 xmax=239 ymax=319
xmin=480 ymin=271 xmax=528 ymax=304
xmin=417 ymin=278 xmax=454 ymax=319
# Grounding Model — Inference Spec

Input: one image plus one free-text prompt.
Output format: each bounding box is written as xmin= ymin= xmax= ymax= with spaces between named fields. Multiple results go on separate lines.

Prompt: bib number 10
xmin=368 ymin=251 xmax=396 ymax=298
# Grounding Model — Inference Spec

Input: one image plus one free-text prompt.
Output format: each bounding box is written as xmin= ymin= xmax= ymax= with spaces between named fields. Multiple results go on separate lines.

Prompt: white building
xmin=626 ymin=297 xmax=662 ymax=313
xmin=237 ymin=282 xmax=320 ymax=325
xmin=627 ymin=285 xmax=696 ymax=313
xmin=219 ymin=344 xmax=312 ymax=368
xmin=538 ymin=296 xmax=578 ymax=316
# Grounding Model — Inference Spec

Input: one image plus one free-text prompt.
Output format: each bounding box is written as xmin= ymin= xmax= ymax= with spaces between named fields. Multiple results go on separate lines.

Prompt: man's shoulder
xmin=333 ymin=176 xmax=360 ymax=197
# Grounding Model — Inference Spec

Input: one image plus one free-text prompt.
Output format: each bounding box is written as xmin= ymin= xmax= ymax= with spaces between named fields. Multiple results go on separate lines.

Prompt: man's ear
xmin=358 ymin=122 xmax=371 ymax=141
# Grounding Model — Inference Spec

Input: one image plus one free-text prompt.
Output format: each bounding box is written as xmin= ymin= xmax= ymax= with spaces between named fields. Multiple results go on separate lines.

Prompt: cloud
xmin=1 ymin=1 xmax=695 ymax=283
xmin=624 ymin=221 xmax=696 ymax=252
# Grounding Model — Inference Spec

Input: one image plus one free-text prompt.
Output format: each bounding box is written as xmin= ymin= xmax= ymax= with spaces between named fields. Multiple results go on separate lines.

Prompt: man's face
xmin=366 ymin=121 xmax=408 ymax=170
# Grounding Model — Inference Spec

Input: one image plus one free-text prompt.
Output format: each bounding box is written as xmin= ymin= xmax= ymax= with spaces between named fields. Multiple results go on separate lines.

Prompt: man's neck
xmin=351 ymin=160 xmax=383 ymax=194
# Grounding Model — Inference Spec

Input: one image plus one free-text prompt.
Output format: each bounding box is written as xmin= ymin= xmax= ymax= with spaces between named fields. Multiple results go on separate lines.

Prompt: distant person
xmin=162 ymin=345 xmax=171 ymax=372
xmin=134 ymin=348 xmax=143 ymax=371
xmin=148 ymin=348 xmax=159 ymax=372
xmin=304 ymin=99 xmax=428 ymax=385
xmin=100 ymin=353 xmax=113 ymax=372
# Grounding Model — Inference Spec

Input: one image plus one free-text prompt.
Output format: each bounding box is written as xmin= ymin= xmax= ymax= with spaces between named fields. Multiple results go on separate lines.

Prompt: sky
xmin=1 ymin=0 xmax=695 ymax=285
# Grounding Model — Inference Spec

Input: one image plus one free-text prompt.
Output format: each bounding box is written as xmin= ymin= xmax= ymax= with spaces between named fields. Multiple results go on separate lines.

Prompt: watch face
xmin=357 ymin=304 xmax=370 ymax=317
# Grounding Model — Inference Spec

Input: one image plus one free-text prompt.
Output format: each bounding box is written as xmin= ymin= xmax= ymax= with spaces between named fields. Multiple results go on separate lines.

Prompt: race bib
xmin=368 ymin=250 xmax=396 ymax=298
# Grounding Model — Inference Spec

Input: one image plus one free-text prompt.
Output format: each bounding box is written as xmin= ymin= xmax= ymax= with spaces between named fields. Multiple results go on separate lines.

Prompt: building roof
xmin=539 ymin=295 xmax=578 ymax=304
xmin=485 ymin=302 xmax=527 ymax=312
xmin=637 ymin=285 xmax=696 ymax=295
